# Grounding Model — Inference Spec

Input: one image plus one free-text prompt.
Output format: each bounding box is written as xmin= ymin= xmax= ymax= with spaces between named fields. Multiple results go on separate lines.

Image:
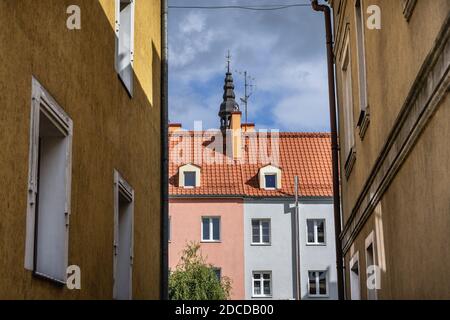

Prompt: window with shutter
xmin=25 ymin=77 xmax=73 ymax=284
xmin=113 ymin=170 xmax=134 ymax=300
xmin=115 ymin=0 xmax=135 ymax=96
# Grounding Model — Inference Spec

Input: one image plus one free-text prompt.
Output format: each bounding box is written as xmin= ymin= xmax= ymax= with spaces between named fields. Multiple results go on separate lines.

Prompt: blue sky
xmin=168 ymin=0 xmax=330 ymax=132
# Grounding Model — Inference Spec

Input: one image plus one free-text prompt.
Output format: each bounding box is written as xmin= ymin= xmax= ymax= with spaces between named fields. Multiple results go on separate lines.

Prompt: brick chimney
xmin=230 ymin=111 xmax=242 ymax=159
xmin=241 ymin=123 xmax=255 ymax=132
xmin=168 ymin=123 xmax=182 ymax=133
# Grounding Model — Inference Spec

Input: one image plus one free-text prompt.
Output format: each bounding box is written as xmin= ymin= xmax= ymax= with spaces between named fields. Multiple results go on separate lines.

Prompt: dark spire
xmin=219 ymin=51 xmax=239 ymax=131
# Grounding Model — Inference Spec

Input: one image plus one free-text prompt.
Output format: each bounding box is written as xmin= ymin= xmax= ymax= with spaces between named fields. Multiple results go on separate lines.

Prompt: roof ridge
xmin=169 ymin=131 xmax=331 ymax=136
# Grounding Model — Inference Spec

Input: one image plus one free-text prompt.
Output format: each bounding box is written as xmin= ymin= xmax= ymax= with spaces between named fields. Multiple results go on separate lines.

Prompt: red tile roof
xmin=169 ymin=131 xmax=332 ymax=198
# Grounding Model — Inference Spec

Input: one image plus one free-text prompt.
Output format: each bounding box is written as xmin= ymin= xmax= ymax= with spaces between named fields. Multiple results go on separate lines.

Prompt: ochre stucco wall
xmin=334 ymin=0 xmax=450 ymax=224
xmin=0 ymin=0 xmax=161 ymax=299
xmin=169 ymin=199 xmax=245 ymax=300
xmin=344 ymin=95 xmax=450 ymax=300
xmin=332 ymin=0 xmax=450 ymax=299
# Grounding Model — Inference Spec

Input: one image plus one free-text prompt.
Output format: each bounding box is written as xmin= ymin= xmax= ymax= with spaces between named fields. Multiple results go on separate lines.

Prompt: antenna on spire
xmin=226 ymin=50 xmax=232 ymax=73
xmin=236 ymin=70 xmax=256 ymax=127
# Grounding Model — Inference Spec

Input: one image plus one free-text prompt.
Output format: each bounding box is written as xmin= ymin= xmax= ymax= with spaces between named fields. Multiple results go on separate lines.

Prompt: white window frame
xmin=251 ymin=219 xmax=271 ymax=245
xmin=252 ymin=271 xmax=272 ymax=298
xmin=308 ymin=270 xmax=329 ymax=298
xmin=25 ymin=77 xmax=73 ymax=284
xmin=306 ymin=219 xmax=326 ymax=246
xmin=349 ymin=251 xmax=361 ymax=300
xmin=113 ymin=170 xmax=135 ymax=300
xmin=115 ymin=0 xmax=135 ymax=97
xmin=355 ymin=0 xmax=368 ymax=115
xmin=264 ymin=173 xmax=277 ymax=190
xmin=178 ymin=163 xmax=201 ymax=188
xmin=259 ymin=165 xmax=282 ymax=190
xmin=184 ymin=171 xmax=197 ymax=188
xmin=201 ymin=216 xmax=221 ymax=242
xmin=341 ymin=31 xmax=355 ymax=158
xmin=365 ymin=231 xmax=378 ymax=300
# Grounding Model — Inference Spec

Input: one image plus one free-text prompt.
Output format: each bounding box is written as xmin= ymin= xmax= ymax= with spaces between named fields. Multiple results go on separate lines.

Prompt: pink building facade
xmin=169 ymin=198 xmax=245 ymax=299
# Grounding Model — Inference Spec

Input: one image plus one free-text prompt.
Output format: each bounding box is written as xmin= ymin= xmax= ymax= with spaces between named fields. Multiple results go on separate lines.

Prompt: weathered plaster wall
xmin=0 ymin=0 xmax=161 ymax=299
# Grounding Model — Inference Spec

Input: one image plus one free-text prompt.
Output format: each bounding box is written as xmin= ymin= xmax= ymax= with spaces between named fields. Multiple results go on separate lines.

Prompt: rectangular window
xmin=25 ymin=78 xmax=73 ymax=284
xmin=251 ymin=219 xmax=271 ymax=245
xmin=264 ymin=174 xmax=276 ymax=189
xmin=355 ymin=0 xmax=368 ymax=116
xmin=202 ymin=217 xmax=220 ymax=242
xmin=252 ymin=271 xmax=272 ymax=298
xmin=184 ymin=171 xmax=196 ymax=187
xmin=113 ymin=170 xmax=134 ymax=300
xmin=365 ymin=232 xmax=378 ymax=300
xmin=306 ymin=219 xmax=326 ymax=245
xmin=168 ymin=216 xmax=171 ymax=242
xmin=115 ymin=0 xmax=135 ymax=96
xmin=350 ymin=253 xmax=361 ymax=300
xmin=341 ymin=34 xmax=355 ymax=158
xmin=366 ymin=243 xmax=376 ymax=300
xmin=212 ymin=268 xmax=221 ymax=281
xmin=308 ymin=271 xmax=328 ymax=297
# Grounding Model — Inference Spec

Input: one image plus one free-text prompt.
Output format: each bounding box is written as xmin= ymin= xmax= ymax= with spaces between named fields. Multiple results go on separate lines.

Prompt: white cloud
xmin=168 ymin=0 xmax=330 ymax=132
xmin=272 ymin=92 xmax=330 ymax=132
xmin=170 ymin=11 xmax=218 ymax=68
xmin=180 ymin=11 xmax=205 ymax=33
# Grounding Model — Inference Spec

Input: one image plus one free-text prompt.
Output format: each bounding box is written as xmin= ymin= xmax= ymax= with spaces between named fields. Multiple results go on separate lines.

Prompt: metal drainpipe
xmin=311 ymin=0 xmax=345 ymax=300
xmin=160 ymin=0 xmax=169 ymax=300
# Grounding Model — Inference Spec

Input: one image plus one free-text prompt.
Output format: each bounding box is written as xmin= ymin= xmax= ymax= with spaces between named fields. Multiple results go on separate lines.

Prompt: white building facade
xmin=244 ymin=198 xmax=338 ymax=300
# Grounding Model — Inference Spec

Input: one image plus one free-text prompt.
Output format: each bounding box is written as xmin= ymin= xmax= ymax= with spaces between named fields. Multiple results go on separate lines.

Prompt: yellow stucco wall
xmin=332 ymin=0 xmax=450 ymax=299
xmin=0 ymin=0 xmax=161 ymax=299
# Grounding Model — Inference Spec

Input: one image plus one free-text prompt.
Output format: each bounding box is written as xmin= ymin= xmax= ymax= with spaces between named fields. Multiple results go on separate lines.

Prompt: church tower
xmin=218 ymin=52 xmax=239 ymax=132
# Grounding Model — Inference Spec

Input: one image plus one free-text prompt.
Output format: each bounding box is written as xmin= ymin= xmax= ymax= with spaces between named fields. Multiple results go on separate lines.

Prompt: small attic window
xmin=184 ymin=171 xmax=196 ymax=188
xmin=259 ymin=164 xmax=282 ymax=190
xmin=178 ymin=164 xmax=201 ymax=188
xmin=265 ymin=174 xmax=277 ymax=189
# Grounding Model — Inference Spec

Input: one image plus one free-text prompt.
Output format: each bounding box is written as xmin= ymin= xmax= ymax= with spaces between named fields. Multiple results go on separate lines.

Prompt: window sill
xmin=252 ymin=295 xmax=273 ymax=299
xmin=308 ymin=294 xmax=329 ymax=299
xmin=32 ymin=271 xmax=66 ymax=287
xmin=357 ymin=107 xmax=370 ymax=140
xmin=251 ymin=243 xmax=272 ymax=246
xmin=201 ymin=240 xmax=221 ymax=243
xmin=306 ymin=243 xmax=327 ymax=247
xmin=344 ymin=147 xmax=356 ymax=180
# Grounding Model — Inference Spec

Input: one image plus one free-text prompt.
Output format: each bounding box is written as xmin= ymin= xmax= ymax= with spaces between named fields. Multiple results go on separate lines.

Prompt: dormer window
xmin=264 ymin=174 xmax=277 ymax=189
xmin=184 ymin=171 xmax=196 ymax=188
xmin=259 ymin=165 xmax=282 ymax=190
xmin=178 ymin=164 xmax=201 ymax=188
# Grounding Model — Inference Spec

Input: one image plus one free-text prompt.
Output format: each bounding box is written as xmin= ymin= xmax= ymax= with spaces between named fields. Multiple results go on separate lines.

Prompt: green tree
xmin=169 ymin=242 xmax=232 ymax=300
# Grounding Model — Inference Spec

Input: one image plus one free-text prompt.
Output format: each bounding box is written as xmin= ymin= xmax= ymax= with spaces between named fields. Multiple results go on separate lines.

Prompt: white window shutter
xmin=116 ymin=0 xmax=135 ymax=96
xmin=34 ymin=137 xmax=69 ymax=283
